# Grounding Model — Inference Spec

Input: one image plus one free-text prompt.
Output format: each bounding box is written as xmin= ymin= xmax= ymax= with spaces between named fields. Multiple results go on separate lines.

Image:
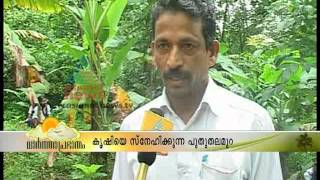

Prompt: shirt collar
xmin=202 ymin=78 xmax=227 ymax=116
xmin=158 ymin=78 xmax=226 ymax=117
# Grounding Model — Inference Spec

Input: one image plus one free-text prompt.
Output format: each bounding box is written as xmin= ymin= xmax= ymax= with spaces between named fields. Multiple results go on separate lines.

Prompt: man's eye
xmin=157 ymin=43 xmax=169 ymax=50
xmin=182 ymin=43 xmax=195 ymax=50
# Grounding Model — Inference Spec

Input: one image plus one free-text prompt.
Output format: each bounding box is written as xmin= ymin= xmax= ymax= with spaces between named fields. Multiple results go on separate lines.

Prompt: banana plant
xmin=4 ymin=22 xmax=50 ymax=93
xmin=61 ymin=0 xmax=133 ymax=131
xmin=4 ymin=0 xmax=63 ymax=13
xmin=5 ymin=0 xmax=134 ymax=131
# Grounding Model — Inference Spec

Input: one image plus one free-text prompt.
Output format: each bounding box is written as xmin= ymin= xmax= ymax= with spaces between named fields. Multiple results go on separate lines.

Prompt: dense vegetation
xmin=3 ymin=0 xmax=316 ymax=179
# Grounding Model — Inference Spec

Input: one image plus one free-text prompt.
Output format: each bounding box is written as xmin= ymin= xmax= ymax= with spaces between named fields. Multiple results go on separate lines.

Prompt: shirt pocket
xmin=199 ymin=153 xmax=248 ymax=180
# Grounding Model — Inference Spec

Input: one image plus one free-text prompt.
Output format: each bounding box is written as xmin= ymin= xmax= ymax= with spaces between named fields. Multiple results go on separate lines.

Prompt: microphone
xmin=140 ymin=108 xmax=173 ymax=131
xmin=136 ymin=152 xmax=156 ymax=180
xmin=136 ymin=108 xmax=173 ymax=180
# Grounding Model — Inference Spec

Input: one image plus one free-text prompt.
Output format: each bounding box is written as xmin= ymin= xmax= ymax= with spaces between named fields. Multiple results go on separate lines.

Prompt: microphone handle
xmin=136 ymin=163 xmax=149 ymax=180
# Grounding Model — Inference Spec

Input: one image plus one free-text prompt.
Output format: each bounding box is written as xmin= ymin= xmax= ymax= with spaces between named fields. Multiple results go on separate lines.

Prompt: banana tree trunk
xmin=90 ymin=102 xmax=101 ymax=131
xmin=90 ymin=101 xmax=109 ymax=171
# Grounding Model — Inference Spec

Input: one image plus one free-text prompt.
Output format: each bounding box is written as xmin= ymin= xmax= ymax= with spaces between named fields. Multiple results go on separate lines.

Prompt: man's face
xmin=151 ymin=11 xmax=218 ymax=97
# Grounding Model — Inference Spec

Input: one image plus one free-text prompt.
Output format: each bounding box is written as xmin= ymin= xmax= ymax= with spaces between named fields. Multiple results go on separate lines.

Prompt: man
xmin=40 ymin=97 xmax=51 ymax=118
xmin=24 ymin=101 xmax=40 ymax=128
xmin=39 ymin=96 xmax=56 ymax=167
xmin=112 ymin=0 xmax=283 ymax=179
xmin=23 ymin=88 xmax=41 ymax=128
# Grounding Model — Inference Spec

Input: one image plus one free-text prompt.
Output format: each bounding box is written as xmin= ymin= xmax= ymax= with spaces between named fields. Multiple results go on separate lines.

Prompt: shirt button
xmin=178 ymin=168 xmax=190 ymax=176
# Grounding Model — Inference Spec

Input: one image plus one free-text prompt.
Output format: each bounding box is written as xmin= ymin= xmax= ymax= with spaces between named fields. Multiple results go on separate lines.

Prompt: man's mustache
xmin=163 ymin=69 xmax=191 ymax=80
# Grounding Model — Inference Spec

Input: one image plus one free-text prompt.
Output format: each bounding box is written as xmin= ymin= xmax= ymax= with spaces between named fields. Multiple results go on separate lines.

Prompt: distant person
xmin=40 ymin=97 xmax=51 ymax=118
xmin=39 ymin=96 xmax=57 ymax=168
xmin=24 ymin=102 xmax=41 ymax=128
xmin=22 ymin=88 xmax=42 ymax=128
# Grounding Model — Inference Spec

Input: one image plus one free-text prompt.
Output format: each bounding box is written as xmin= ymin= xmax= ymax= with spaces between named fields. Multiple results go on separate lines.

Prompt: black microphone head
xmin=138 ymin=152 xmax=157 ymax=166
xmin=149 ymin=108 xmax=164 ymax=117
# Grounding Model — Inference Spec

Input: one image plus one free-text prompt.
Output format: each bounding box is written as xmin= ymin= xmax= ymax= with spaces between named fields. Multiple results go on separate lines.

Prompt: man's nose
xmin=167 ymin=46 xmax=183 ymax=69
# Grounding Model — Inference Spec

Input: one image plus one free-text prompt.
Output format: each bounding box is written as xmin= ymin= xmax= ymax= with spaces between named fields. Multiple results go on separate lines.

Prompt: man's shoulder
xmin=215 ymin=85 xmax=274 ymax=130
xmin=216 ymin=85 xmax=267 ymax=115
xmin=120 ymin=95 xmax=163 ymax=130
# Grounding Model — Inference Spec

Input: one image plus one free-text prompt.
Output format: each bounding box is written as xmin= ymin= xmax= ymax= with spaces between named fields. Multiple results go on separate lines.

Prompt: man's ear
xmin=208 ymin=40 xmax=219 ymax=68
xmin=150 ymin=41 xmax=157 ymax=68
xmin=150 ymin=41 xmax=155 ymax=56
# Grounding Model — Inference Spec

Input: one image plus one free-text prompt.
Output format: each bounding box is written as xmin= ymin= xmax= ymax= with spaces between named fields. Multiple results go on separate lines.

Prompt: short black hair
xmin=151 ymin=0 xmax=216 ymax=48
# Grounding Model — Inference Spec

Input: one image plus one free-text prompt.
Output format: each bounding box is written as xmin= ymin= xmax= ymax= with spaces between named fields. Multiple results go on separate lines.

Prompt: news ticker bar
xmin=0 ymin=131 xmax=319 ymax=152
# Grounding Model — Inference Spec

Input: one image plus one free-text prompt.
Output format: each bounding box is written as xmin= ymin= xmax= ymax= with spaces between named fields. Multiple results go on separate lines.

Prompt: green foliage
xmin=287 ymin=152 xmax=316 ymax=176
xmin=117 ymin=53 xmax=163 ymax=99
xmin=3 ymin=44 xmax=15 ymax=89
xmin=31 ymin=82 xmax=50 ymax=94
xmin=213 ymin=39 xmax=316 ymax=130
xmin=211 ymin=0 xmax=316 ymax=178
xmin=49 ymin=40 xmax=86 ymax=59
xmin=127 ymin=91 xmax=151 ymax=109
xmin=4 ymin=0 xmax=64 ymax=13
xmin=4 ymin=8 xmax=80 ymax=106
xmin=115 ymin=1 xmax=163 ymax=99
xmin=4 ymin=21 xmax=43 ymax=70
xmin=71 ymin=164 xmax=108 ymax=179
xmin=102 ymin=38 xmax=136 ymax=93
xmin=106 ymin=0 xmax=128 ymax=39
xmin=103 ymin=122 xmax=121 ymax=131
xmin=4 ymin=152 xmax=96 ymax=180
xmin=211 ymin=0 xmax=316 ymax=131
xmin=117 ymin=1 xmax=153 ymax=51
xmin=55 ymin=0 xmax=136 ymax=133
